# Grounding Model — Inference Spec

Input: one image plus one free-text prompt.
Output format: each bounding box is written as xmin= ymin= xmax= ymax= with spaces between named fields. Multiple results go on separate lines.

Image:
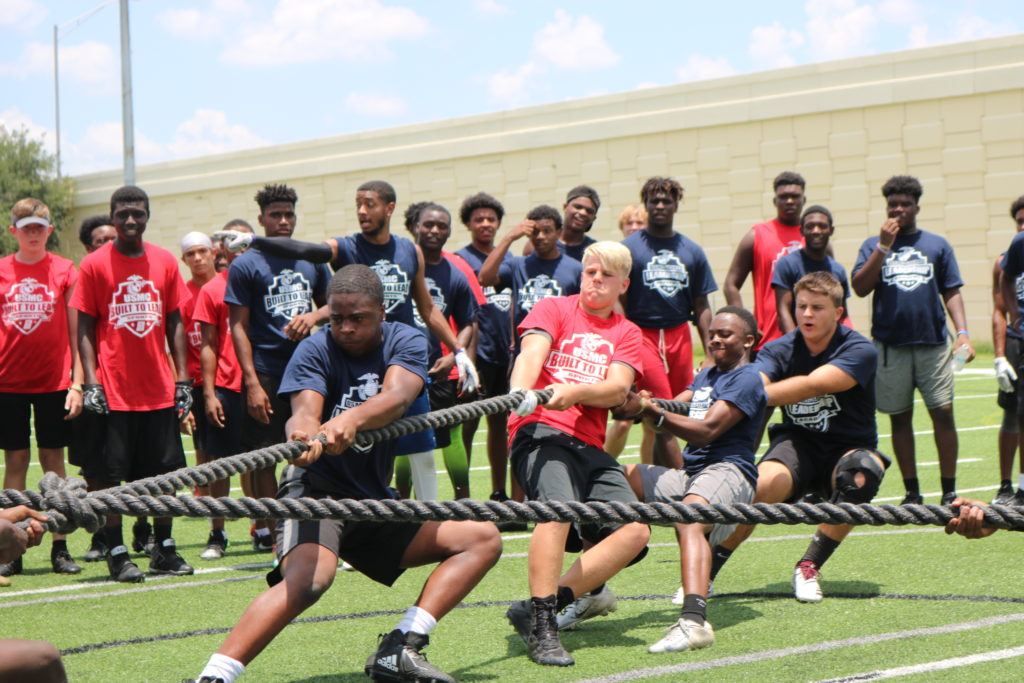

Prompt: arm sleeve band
xmin=251 ymin=236 xmax=333 ymax=263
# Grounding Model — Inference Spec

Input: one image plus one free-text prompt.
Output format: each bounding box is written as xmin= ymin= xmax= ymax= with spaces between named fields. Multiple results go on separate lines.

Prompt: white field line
xmin=814 ymin=644 xmax=1024 ymax=682
xmin=571 ymin=612 xmax=1024 ymax=683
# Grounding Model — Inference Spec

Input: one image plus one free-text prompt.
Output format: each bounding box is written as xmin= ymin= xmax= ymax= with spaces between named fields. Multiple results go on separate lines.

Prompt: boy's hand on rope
xmin=289 ymin=429 xmax=323 ymax=467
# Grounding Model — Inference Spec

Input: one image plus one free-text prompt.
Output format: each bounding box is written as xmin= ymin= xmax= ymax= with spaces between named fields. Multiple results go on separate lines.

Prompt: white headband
xmin=180 ymin=231 xmax=213 ymax=254
xmin=14 ymin=216 xmax=50 ymax=229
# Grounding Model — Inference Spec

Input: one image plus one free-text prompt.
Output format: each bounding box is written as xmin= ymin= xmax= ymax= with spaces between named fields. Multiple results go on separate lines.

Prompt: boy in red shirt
xmin=504 ymin=241 xmax=650 ymax=667
xmin=71 ymin=185 xmax=195 ymax=582
xmin=0 ymin=198 xmax=82 ymax=580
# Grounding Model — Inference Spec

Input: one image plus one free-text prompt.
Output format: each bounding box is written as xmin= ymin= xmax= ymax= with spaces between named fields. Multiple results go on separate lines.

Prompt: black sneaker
xmin=83 ymin=531 xmax=108 ymax=562
xmin=506 ymin=599 xmax=532 ymax=644
xmin=199 ymin=530 xmax=229 ymax=560
xmin=150 ymin=539 xmax=194 ymax=576
xmin=107 ymin=545 xmax=145 ymax=583
xmin=993 ymin=483 xmax=1015 ymax=505
xmin=490 ymin=490 xmax=528 ymax=532
xmin=940 ymin=491 xmax=957 ymax=506
xmin=181 ymin=678 xmax=224 ymax=683
xmin=252 ymin=530 xmax=274 ymax=553
xmin=526 ymin=596 xmax=574 ymax=666
xmin=900 ymin=492 xmax=924 ymax=505
xmin=51 ymin=549 xmax=83 ymax=574
xmin=131 ymin=520 xmax=153 ymax=555
xmin=363 ymin=629 xmax=455 ymax=683
xmin=1013 ymin=490 xmax=1024 ymax=506
xmin=0 ymin=557 xmax=23 ymax=577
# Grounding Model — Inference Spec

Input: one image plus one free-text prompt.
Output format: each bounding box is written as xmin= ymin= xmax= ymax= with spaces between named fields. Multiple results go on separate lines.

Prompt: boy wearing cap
xmin=180 ymin=231 xmax=217 ymax=469
xmin=559 ymin=186 xmax=601 ymax=261
xmin=0 ymin=198 xmax=83 ymax=581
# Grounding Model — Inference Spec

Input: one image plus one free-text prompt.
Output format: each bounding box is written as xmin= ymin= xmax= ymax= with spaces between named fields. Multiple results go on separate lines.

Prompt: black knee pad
xmin=831 ymin=449 xmax=886 ymax=504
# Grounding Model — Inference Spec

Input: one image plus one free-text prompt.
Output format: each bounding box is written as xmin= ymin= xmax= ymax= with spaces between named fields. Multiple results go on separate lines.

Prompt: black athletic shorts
xmin=190 ymin=385 xmax=208 ymax=454
xmin=204 ymin=387 xmax=243 ymax=459
xmin=100 ymin=408 xmax=187 ymax=483
xmin=68 ymin=410 xmax=106 ymax=475
xmin=241 ymin=372 xmax=291 ymax=450
xmin=999 ymin=336 xmax=1021 ymax=413
xmin=476 ymin=358 xmax=510 ymax=399
xmin=267 ymin=464 xmax=421 ymax=588
xmin=0 ymin=391 xmax=71 ymax=450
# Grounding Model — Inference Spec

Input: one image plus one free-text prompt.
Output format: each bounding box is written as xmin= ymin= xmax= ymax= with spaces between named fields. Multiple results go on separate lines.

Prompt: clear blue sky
xmin=1 ymin=0 xmax=1019 ymax=176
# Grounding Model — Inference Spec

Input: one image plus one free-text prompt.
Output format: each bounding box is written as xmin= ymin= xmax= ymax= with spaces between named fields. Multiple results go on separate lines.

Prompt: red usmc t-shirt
xmin=70 ymin=242 xmax=187 ymax=411
xmin=508 ymin=295 xmax=643 ymax=449
xmin=193 ymin=271 xmax=242 ymax=392
xmin=181 ymin=280 xmax=205 ymax=385
xmin=751 ymin=219 xmax=803 ymax=350
xmin=0 ymin=253 xmax=77 ymax=393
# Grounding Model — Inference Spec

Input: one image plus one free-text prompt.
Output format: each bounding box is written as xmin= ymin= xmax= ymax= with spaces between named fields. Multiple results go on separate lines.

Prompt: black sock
xmin=104 ymin=525 xmax=124 ymax=550
xmin=50 ymin=539 xmax=68 ymax=556
xmin=680 ymin=594 xmax=707 ymax=624
xmin=941 ymin=477 xmax=956 ymax=495
xmin=903 ymin=477 xmax=919 ymax=495
xmin=590 ymin=583 xmax=606 ymax=595
xmin=709 ymin=545 xmax=733 ymax=580
xmin=555 ymin=585 xmax=576 ymax=612
xmin=1002 ymin=479 xmax=1013 ymax=488
xmin=153 ymin=522 xmax=172 ymax=544
xmin=800 ymin=533 xmax=841 ymax=568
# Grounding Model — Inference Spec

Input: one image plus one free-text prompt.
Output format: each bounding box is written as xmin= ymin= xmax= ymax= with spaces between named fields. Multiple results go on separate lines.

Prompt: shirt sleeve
xmin=223 ymin=259 xmax=251 ymax=308
xmin=936 ymin=238 xmax=964 ymax=293
xmin=387 ymin=325 xmax=429 ymax=382
xmin=753 ymin=337 xmax=788 ymax=382
xmin=691 ymin=246 xmax=718 ymax=297
xmin=449 ymin=272 xmax=478 ymax=329
xmin=717 ymin=366 xmax=768 ymax=419
xmin=165 ymin=264 xmax=188 ymax=315
xmin=851 ymin=237 xmax=877 ymax=277
xmin=498 ymin=258 xmax=514 ymax=291
xmin=69 ymin=259 xmax=98 ymax=317
xmin=313 ymin=263 xmax=333 ymax=299
xmin=193 ymin=286 xmax=217 ymax=326
xmin=771 ymin=256 xmax=794 ymax=289
xmin=517 ymin=296 xmax=563 ymax=340
xmin=278 ymin=334 xmax=330 ymax=398
xmin=826 ymin=334 xmax=877 ymax=389
xmin=610 ymin=322 xmax=644 ymax=382
xmin=1004 ymin=232 xmax=1024 ymax=278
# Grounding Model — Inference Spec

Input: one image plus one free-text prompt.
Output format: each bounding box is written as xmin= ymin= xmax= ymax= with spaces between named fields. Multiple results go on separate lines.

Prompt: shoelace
xmin=797 ymin=562 xmax=820 ymax=580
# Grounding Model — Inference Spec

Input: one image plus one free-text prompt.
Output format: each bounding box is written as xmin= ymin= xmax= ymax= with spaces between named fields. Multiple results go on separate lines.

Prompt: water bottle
xmin=950 ymin=343 xmax=970 ymax=372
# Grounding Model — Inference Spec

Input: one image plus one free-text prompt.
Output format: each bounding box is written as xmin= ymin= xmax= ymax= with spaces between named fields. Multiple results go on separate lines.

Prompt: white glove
xmin=995 ymin=356 xmax=1018 ymax=392
xmin=454 ymin=349 xmax=479 ymax=394
xmin=510 ymin=387 xmax=539 ymax=417
xmin=211 ymin=230 xmax=254 ymax=253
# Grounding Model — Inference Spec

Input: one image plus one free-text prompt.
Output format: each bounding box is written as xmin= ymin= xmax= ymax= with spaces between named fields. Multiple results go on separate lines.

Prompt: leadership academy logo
xmin=263 ymin=269 xmax=313 ymax=319
xmin=485 ymin=285 xmax=512 ymax=312
xmin=642 ymin=250 xmax=689 ymax=297
xmin=545 ymin=332 xmax=614 ymax=385
xmin=520 ymin=274 xmax=562 ymax=312
xmin=370 ymin=259 xmax=411 ymax=314
xmin=109 ymin=275 xmax=162 ymax=338
xmin=881 ymin=247 xmax=933 ymax=292
xmin=689 ymin=386 xmax=714 ymax=420
xmin=784 ymin=394 xmax=840 ymax=432
xmin=2 ymin=277 xmax=56 ymax=335
xmin=331 ymin=372 xmax=381 ymax=453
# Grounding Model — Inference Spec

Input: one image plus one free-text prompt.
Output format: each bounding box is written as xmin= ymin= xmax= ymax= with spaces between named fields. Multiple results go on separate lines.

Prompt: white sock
xmin=198 ymin=653 xmax=245 ymax=683
xmin=408 ymin=451 xmax=438 ymax=500
xmin=396 ymin=606 xmax=438 ymax=635
xmin=1018 ymin=473 xmax=1024 ymax=491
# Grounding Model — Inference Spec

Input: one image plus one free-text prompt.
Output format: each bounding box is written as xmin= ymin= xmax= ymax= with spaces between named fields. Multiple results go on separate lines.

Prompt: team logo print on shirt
xmin=881 ymin=247 xmax=934 ymax=292
xmin=413 ymin=276 xmax=446 ymax=328
xmin=785 ymin=394 xmax=840 ymax=432
xmin=642 ymin=250 xmax=689 ymax=297
xmin=370 ymin=259 xmax=410 ymax=314
xmin=109 ymin=275 xmax=162 ymax=338
xmin=520 ymin=274 xmax=562 ymax=312
xmin=263 ymin=269 xmax=313 ymax=319
xmin=187 ymin=320 xmax=202 ymax=350
xmin=330 ymin=372 xmax=381 ymax=453
xmin=772 ymin=241 xmax=803 ymax=267
xmin=485 ymin=285 xmax=512 ymax=312
xmin=545 ymin=332 xmax=613 ymax=385
xmin=689 ymin=386 xmax=713 ymax=420
xmin=1015 ymin=273 xmax=1024 ymax=306
xmin=2 ymin=277 xmax=56 ymax=335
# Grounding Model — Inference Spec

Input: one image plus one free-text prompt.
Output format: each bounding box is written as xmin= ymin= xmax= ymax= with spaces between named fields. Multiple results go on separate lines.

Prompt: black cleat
xmin=83 ymin=531 xmax=108 ymax=562
xmin=107 ymin=545 xmax=144 ymax=583
xmin=506 ymin=599 xmax=531 ymax=644
xmin=940 ymin=491 xmax=958 ymax=506
xmin=900 ymin=492 xmax=924 ymax=505
xmin=364 ymin=629 xmax=455 ymax=682
xmin=150 ymin=539 xmax=194 ymax=576
xmin=0 ymin=557 xmax=23 ymax=577
xmin=199 ymin=530 xmax=229 ymax=560
xmin=993 ymin=483 xmax=1015 ymax=506
xmin=131 ymin=520 xmax=153 ymax=555
xmin=526 ymin=596 xmax=574 ymax=666
xmin=1013 ymin=490 xmax=1024 ymax=506
xmin=51 ymin=549 xmax=83 ymax=574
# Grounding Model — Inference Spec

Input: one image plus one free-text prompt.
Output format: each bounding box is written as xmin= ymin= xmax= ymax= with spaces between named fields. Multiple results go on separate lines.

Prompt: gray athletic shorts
xmin=874 ymin=340 xmax=954 ymax=414
xmin=637 ymin=462 xmax=754 ymax=546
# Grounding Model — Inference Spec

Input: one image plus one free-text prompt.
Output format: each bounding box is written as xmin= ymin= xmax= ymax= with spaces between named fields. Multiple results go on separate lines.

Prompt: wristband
xmin=957 ymin=329 xmax=969 ymax=337
xmin=69 ymin=383 xmax=83 ymax=393
xmin=876 ymin=242 xmax=891 ymax=255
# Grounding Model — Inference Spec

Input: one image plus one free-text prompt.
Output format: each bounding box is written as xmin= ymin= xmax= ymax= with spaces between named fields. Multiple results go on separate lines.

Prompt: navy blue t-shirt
xmin=622 ymin=230 xmax=718 ymax=329
xmin=1001 ymin=235 xmax=1024 ymax=338
xmin=682 ymin=363 xmax=766 ymax=487
xmin=224 ymin=250 xmax=331 ymax=378
xmin=853 ymin=230 xmax=962 ymax=346
xmin=332 ymin=234 xmax=419 ymax=326
xmin=772 ymin=249 xmax=851 ymax=313
xmin=278 ymin=323 xmax=428 ymax=499
xmin=498 ymin=253 xmax=582 ymax=346
xmin=413 ymin=259 xmax=478 ymax=366
xmin=456 ymin=244 xmax=513 ymax=364
xmin=558 ymin=236 xmax=597 ymax=262
xmin=756 ymin=325 xmax=878 ymax=452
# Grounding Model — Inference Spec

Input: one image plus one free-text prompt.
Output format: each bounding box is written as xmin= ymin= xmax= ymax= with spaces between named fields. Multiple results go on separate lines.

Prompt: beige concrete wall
xmin=71 ymin=34 xmax=1024 ymax=342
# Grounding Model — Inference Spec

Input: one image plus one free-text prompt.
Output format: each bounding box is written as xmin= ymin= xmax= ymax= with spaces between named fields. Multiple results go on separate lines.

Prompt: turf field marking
xmin=813 ymin=644 xmax=1024 ymax=681
xmin=570 ymin=612 xmax=1024 ymax=682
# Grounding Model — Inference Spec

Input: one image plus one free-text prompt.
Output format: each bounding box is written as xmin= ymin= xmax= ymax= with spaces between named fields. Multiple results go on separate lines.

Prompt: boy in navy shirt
xmin=993 ymin=196 xmax=1024 ymax=504
xmin=709 ymin=272 xmax=889 ymax=603
xmin=558 ymin=186 xmax=600 ymax=261
xmin=851 ymin=175 xmax=972 ymax=505
xmin=192 ymin=265 xmax=501 ymax=683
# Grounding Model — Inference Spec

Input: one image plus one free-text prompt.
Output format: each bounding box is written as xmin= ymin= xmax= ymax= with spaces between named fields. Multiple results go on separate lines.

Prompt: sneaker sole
xmin=149 ymin=568 xmax=195 ymax=576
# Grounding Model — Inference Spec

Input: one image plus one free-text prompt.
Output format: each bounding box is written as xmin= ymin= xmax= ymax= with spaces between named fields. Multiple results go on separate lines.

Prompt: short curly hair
xmin=882 ymin=175 xmax=923 ymax=203
xmin=526 ymin=204 xmax=562 ymax=231
xmin=459 ymin=192 xmax=505 ymax=226
xmin=640 ymin=177 xmax=684 ymax=205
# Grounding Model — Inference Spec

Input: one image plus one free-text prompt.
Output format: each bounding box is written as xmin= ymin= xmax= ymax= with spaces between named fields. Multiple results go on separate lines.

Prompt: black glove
xmin=82 ymin=383 xmax=109 ymax=415
xmin=175 ymin=379 xmax=194 ymax=422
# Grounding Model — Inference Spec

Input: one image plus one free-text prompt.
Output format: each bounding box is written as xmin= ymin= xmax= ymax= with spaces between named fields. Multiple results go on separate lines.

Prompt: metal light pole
xmin=119 ymin=0 xmax=135 ymax=185
xmin=53 ymin=24 xmax=60 ymax=177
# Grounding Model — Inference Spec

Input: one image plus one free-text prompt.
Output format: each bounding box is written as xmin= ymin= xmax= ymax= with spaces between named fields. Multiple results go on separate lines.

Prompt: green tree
xmin=0 ymin=125 xmax=76 ymax=256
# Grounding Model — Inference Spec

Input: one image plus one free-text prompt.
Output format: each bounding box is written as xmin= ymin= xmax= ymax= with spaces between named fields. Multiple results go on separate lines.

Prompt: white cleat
xmin=556 ymin=585 xmax=618 ymax=630
xmin=648 ymin=618 xmax=715 ymax=654
xmin=792 ymin=561 xmax=823 ymax=603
